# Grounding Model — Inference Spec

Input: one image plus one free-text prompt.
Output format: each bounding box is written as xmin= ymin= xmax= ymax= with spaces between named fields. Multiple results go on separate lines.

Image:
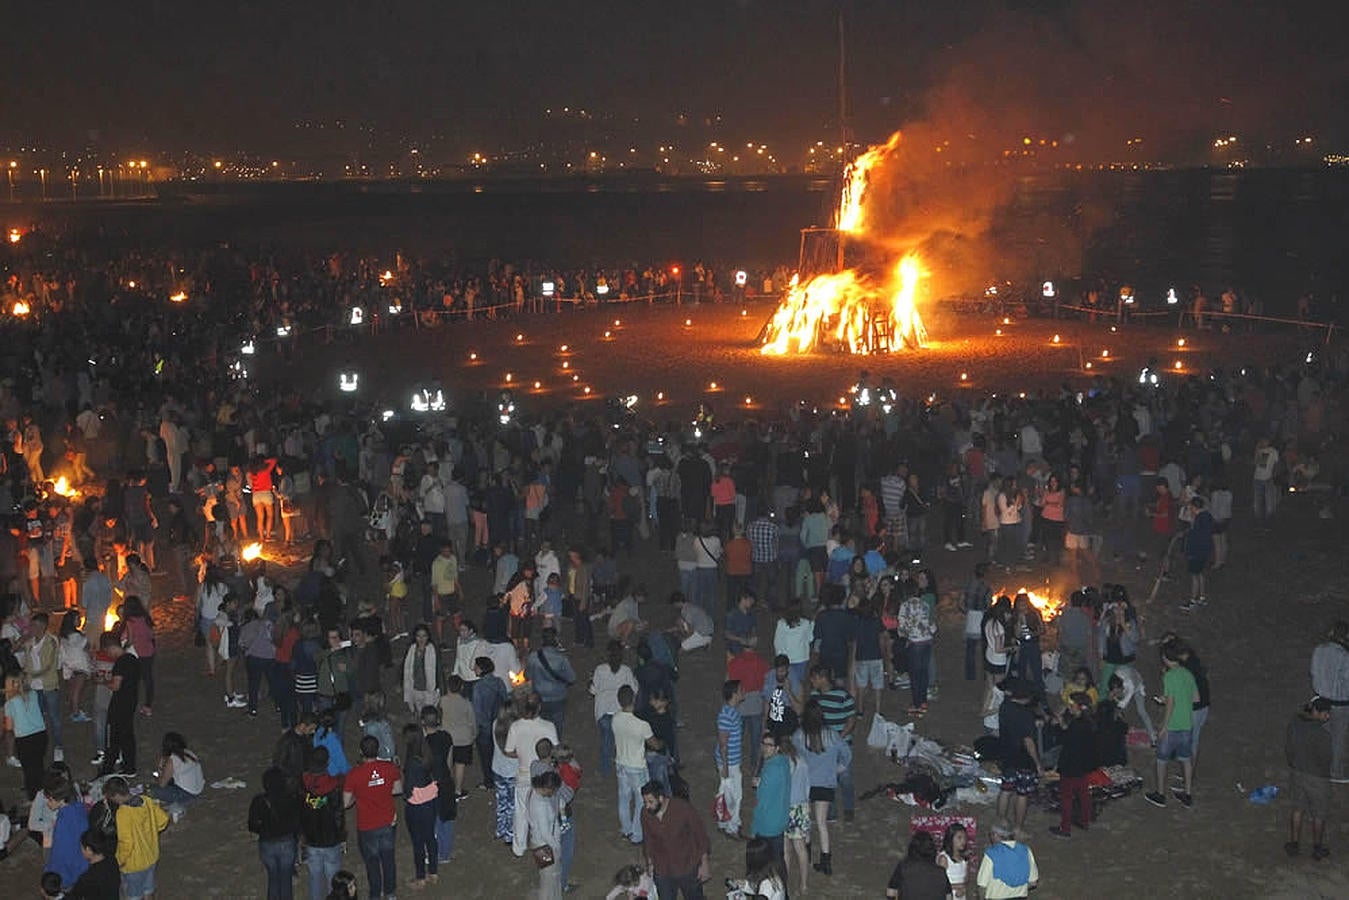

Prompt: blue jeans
xmin=1253 ymin=479 xmax=1280 ymax=519
xmin=597 ymin=714 xmax=616 ymax=775
xmin=908 ymin=640 xmax=933 ymax=707
xmin=695 ymin=567 xmax=719 ymax=615
xmin=148 ymin=782 xmax=198 ymax=806
xmin=741 ymin=713 xmax=763 ymax=772
xmin=560 ymin=819 xmax=576 ymax=885
xmin=1016 ymin=639 xmax=1044 ymax=693
xmin=645 ymin=751 xmax=672 ymax=793
xmin=965 ymin=636 xmax=981 ymax=681
xmin=679 ymin=567 xmax=697 ymax=608
xmin=405 ymin=801 xmax=438 ymax=880
xmin=307 ymin=844 xmax=344 ymax=900
xmin=655 ymin=871 xmax=706 ymax=899
xmin=356 ymin=825 xmax=397 ymax=898
xmin=39 ymin=689 xmax=62 ymax=749
xmin=258 ymin=836 xmax=297 ymax=900
xmin=494 ymin=774 xmax=514 ymax=842
xmin=617 ymin=764 xmax=647 ymax=842
xmin=540 ymin=698 xmax=567 ymax=738
xmin=435 ymin=816 xmax=455 ymax=862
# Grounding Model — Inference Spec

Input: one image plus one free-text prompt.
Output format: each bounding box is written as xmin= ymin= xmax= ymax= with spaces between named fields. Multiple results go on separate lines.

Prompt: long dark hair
xmin=744 ymin=837 xmax=788 ymax=889
xmin=402 ymin=723 xmax=425 ymax=767
xmin=800 ymin=699 xmax=829 ymax=754
xmin=122 ymin=595 xmax=154 ymax=628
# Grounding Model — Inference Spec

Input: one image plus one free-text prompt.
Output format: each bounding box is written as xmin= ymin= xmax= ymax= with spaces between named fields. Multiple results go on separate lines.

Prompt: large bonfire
xmin=760 ymin=132 xmax=927 ymax=355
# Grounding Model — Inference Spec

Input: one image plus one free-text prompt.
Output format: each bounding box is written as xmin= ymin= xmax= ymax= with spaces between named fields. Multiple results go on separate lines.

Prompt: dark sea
xmin=10 ymin=167 xmax=1349 ymax=318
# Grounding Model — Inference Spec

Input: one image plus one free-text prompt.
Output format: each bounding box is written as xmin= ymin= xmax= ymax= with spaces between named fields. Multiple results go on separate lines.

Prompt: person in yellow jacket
xmin=104 ymin=776 xmax=170 ymax=899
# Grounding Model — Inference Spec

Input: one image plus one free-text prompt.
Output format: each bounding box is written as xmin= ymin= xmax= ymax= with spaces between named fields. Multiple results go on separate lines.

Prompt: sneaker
xmin=1178 ymin=601 xmax=1195 ymax=612
xmin=957 ymin=541 xmax=974 ymax=548
xmin=1143 ymin=791 xmax=1167 ymax=808
xmin=90 ymin=751 xmax=106 ymax=767
xmin=168 ymin=804 xmax=185 ymax=824
xmin=1048 ymin=826 xmax=1071 ymax=838
xmin=5 ymin=756 xmax=21 ymax=768
xmin=71 ymin=711 xmax=91 ymax=723
xmin=53 ymin=747 xmax=64 ymax=763
xmin=454 ymin=791 xmax=470 ymax=802
xmin=1172 ymin=789 xmax=1194 ymax=809
xmin=1196 ymin=596 xmax=1208 ymax=606
xmin=944 ymin=542 xmax=957 ymax=552
xmin=139 ymin=706 xmax=153 ymax=717
xmin=227 ymin=697 xmax=248 ymax=709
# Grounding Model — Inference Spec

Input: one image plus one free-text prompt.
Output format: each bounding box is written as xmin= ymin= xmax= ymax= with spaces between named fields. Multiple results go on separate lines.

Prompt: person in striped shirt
xmin=715 ymin=680 xmax=746 ymax=837
xmin=808 ymin=665 xmax=857 ymax=822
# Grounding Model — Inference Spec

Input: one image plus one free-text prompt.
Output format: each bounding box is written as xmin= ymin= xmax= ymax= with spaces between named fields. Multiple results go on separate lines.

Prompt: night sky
xmin=3 ymin=0 xmax=1346 ymax=159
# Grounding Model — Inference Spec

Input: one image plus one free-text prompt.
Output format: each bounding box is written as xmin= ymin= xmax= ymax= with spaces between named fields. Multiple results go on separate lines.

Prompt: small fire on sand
xmin=760 ymin=132 xmax=927 ymax=355
xmin=997 ymin=587 xmax=1066 ymax=620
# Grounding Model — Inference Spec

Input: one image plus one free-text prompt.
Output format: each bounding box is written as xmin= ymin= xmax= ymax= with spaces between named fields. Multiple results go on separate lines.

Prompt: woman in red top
xmin=248 ymin=456 xmax=279 ymax=542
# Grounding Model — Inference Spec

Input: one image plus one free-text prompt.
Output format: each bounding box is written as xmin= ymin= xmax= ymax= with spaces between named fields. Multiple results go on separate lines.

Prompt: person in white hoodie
xmin=403 ymin=624 xmax=441 ymax=715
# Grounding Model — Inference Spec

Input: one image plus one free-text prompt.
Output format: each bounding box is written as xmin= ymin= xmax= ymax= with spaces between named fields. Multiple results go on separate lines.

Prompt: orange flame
xmin=836 ymin=132 xmax=901 ymax=235
xmin=52 ymin=476 xmax=78 ymax=498
xmin=508 ymin=669 xmax=527 ymax=687
xmin=104 ymin=605 xmax=120 ymax=634
xmin=12 ymin=299 xmax=31 ymax=316
xmin=760 ymin=255 xmax=926 ymax=355
xmin=760 ymin=132 xmax=926 ymax=356
xmin=241 ymin=542 xmax=263 ymax=562
xmin=999 ymin=587 xmax=1066 ymax=620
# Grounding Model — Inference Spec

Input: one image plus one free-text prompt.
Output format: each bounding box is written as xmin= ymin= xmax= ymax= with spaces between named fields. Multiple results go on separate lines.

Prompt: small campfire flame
xmin=241 ymin=542 xmax=263 ymax=562
xmin=52 ymin=476 xmax=79 ymax=498
xmin=999 ymin=587 xmax=1066 ymax=620
xmin=760 ymin=131 xmax=927 ymax=355
xmin=12 ymin=299 xmax=31 ymax=316
xmin=104 ymin=604 xmax=120 ymax=634
xmin=508 ymin=669 xmax=528 ymax=688
xmin=169 ymin=291 xmax=188 ymax=303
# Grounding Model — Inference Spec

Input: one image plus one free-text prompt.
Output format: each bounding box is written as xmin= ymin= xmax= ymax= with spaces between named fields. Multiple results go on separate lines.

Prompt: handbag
xmin=712 ymin=776 xmax=734 ymax=824
xmin=531 ymin=845 xmax=555 ymax=869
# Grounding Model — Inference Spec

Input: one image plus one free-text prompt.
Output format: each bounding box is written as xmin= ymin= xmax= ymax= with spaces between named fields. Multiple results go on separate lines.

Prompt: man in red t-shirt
xmin=344 ymin=735 xmax=402 ymax=898
xmin=727 ymin=649 xmax=771 ymax=771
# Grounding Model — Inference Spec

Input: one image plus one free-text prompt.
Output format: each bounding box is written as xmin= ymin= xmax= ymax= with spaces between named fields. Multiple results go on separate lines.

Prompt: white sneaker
xmin=957 ymin=541 xmax=974 ymax=548
xmin=944 ymin=542 xmax=957 ymax=551
xmin=53 ymin=747 xmax=64 ymax=762
xmin=5 ymin=756 xmax=20 ymax=768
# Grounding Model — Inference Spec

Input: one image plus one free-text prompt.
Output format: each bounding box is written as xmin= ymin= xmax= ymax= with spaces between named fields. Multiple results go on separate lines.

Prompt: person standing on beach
xmin=1310 ymin=620 xmax=1349 ymax=783
xmin=1285 ymin=697 xmax=1333 ymax=860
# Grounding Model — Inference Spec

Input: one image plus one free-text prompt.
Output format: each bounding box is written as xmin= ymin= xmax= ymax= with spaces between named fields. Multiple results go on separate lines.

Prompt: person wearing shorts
xmin=1284 ymin=697 xmax=1332 ymax=860
xmin=1144 ymin=644 xmax=1198 ymax=809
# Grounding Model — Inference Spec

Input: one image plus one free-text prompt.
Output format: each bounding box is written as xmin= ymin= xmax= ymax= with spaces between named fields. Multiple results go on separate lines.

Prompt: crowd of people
xmin=0 ymin=225 xmax=1346 ymax=898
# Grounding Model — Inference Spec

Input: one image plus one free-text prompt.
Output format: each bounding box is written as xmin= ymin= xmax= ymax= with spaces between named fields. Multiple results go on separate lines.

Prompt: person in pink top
xmin=1035 ymin=473 xmax=1067 ymax=568
xmin=120 ymin=597 xmax=157 ymax=718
